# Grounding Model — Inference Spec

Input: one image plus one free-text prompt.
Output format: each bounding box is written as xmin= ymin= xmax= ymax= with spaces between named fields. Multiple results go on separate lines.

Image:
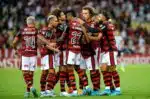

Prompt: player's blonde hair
xmin=26 ymin=16 xmax=35 ymax=25
xmin=47 ymin=15 xmax=56 ymax=22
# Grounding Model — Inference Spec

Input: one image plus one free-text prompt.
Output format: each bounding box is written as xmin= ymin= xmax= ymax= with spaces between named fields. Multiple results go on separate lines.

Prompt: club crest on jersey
xmin=45 ymin=31 xmax=52 ymax=38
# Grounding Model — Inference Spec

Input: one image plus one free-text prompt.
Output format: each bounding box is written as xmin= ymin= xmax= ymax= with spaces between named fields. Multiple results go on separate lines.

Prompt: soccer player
xmin=66 ymin=10 xmax=91 ymax=96
xmin=41 ymin=15 xmax=60 ymax=97
xmin=12 ymin=16 xmax=58 ymax=98
xmin=65 ymin=10 xmax=90 ymax=96
xmin=38 ymin=25 xmax=49 ymax=97
xmin=81 ymin=6 xmax=102 ymax=96
xmin=96 ymin=11 xmax=121 ymax=96
xmin=38 ymin=15 xmax=59 ymax=97
xmin=51 ymin=8 xmax=70 ymax=96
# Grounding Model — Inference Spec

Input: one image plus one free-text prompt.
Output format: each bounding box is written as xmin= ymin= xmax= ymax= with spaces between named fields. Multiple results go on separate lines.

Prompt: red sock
xmin=112 ymin=71 xmax=120 ymax=88
xmin=90 ymin=70 xmax=100 ymax=91
xmin=68 ymin=70 xmax=76 ymax=90
xmin=53 ymin=71 xmax=60 ymax=87
xmin=110 ymin=75 xmax=115 ymax=90
xmin=28 ymin=72 xmax=34 ymax=89
xmin=102 ymin=71 xmax=111 ymax=88
xmin=66 ymin=72 xmax=71 ymax=88
xmin=46 ymin=72 xmax=56 ymax=90
xmin=23 ymin=71 xmax=33 ymax=92
xmin=74 ymin=66 xmax=88 ymax=89
xmin=95 ymin=70 xmax=100 ymax=90
xmin=40 ymin=70 xmax=48 ymax=91
xmin=59 ymin=71 xmax=67 ymax=92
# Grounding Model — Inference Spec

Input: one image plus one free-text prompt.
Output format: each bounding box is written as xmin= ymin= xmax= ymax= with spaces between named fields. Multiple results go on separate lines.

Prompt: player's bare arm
xmin=37 ymin=34 xmax=59 ymax=52
xmin=12 ymin=37 xmax=19 ymax=50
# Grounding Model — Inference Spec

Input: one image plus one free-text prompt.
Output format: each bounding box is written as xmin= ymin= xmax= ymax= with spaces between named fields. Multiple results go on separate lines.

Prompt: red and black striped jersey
xmin=86 ymin=20 xmax=100 ymax=50
xmin=16 ymin=26 xmax=38 ymax=56
xmin=100 ymin=21 xmax=117 ymax=52
xmin=38 ymin=26 xmax=54 ymax=56
xmin=55 ymin=23 xmax=69 ymax=50
xmin=68 ymin=18 xmax=83 ymax=53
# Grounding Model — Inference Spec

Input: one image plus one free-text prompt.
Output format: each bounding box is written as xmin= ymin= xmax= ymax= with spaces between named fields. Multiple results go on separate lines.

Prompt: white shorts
xmin=100 ymin=51 xmax=118 ymax=66
xmin=80 ymin=55 xmax=99 ymax=70
xmin=95 ymin=47 xmax=101 ymax=66
xmin=21 ymin=56 xmax=37 ymax=71
xmin=54 ymin=53 xmax=60 ymax=67
xmin=49 ymin=54 xmax=55 ymax=69
xmin=40 ymin=55 xmax=49 ymax=70
xmin=67 ymin=51 xmax=81 ymax=65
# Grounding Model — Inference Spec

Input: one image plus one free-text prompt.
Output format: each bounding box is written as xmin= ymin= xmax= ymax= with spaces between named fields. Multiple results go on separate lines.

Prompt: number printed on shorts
xmin=71 ymin=31 xmax=82 ymax=44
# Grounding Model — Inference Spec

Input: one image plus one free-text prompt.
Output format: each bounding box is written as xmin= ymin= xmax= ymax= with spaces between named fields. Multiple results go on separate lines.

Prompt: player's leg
xmin=66 ymin=69 xmax=72 ymax=91
xmin=29 ymin=56 xmax=38 ymax=97
xmin=46 ymin=54 xmax=56 ymax=97
xmin=99 ymin=52 xmax=112 ymax=96
xmin=79 ymin=56 xmax=91 ymax=96
xmin=22 ymin=70 xmax=30 ymax=98
xmin=74 ymin=66 xmax=88 ymax=89
xmin=99 ymin=64 xmax=112 ymax=95
xmin=87 ymin=56 xmax=100 ymax=96
xmin=54 ymin=70 xmax=60 ymax=88
xmin=74 ymin=53 xmax=89 ymax=94
xmin=58 ymin=50 xmax=70 ymax=96
xmin=96 ymin=48 xmax=101 ymax=92
xmin=59 ymin=65 xmax=71 ymax=96
xmin=66 ymin=65 xmax=77 ymax=96
xmin=40 ymin=70 xmax=48 ymax=97
xmin=92 ymin=53 xmax=101 ymax=96
xmin=109 ymin=51 xmax=121 ymax=96
xmin=53 ymin=53 xmax=60 ymax=89
xmin=99 ymin=51 xmax=115 ymax=93
xmin=66 ymin=51 xmax=78 ymax=96
xmin=40 ymin=55 xmax=49 ymax=97
xmin=21 ymin=56 xmax=31 ymax=98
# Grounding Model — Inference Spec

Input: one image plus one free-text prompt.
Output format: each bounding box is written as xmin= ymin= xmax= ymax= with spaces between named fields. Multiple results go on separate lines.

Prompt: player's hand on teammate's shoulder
xmin=46 ymin=42 xmax=60 ymax=53
xmin=76 ymin=18 xmax=85 ymax=25
xmin=49 ymin=42 xmax=57 ymax=48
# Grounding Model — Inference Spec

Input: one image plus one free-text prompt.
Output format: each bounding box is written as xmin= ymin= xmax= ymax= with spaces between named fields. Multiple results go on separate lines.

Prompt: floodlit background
xmin=0 ymin=0 xmax=150 ymax=99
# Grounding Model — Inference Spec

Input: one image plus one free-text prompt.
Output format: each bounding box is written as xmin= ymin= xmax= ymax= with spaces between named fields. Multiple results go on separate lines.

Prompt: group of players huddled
xmin=12 ymin=6 xmax=121 ymax=98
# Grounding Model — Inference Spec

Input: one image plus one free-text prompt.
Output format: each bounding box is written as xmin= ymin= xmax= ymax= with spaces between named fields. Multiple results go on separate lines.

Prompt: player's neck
xmin=48 ymin=24 xmax=53 ymax=29
xmin=86 ymin=18 xmax=92 ymax=23
xmin=59 ymin=20 xmax=65 ymax=24
xmin=27 ymin=24 xmax=35 ymax=28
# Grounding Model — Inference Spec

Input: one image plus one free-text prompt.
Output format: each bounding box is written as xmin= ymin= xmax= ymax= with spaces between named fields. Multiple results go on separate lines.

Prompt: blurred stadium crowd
xmin=0 ymin=0 xmax=150 ymax=54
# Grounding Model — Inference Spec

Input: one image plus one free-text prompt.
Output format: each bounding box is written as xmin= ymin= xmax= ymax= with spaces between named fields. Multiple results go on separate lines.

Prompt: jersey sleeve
xmin=83 ymin=23 xmax=100 ymax=33
xmin=56 ymin=24 xmax=69 ymax=42
xmin=99 ymin=23 xmax=107 ymax=32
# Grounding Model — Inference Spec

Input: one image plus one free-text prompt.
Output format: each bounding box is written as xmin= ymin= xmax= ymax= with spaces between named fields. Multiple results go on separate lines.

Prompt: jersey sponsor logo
xmin=22 ymin=31 xmax=36 ymax=35
xmin=71 ymin=26 xmax=82 ymax=31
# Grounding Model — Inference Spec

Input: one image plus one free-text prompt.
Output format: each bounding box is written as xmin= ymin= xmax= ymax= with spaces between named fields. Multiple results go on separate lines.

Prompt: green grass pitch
xmin=0 ymin=64 xmax=150 ymax=99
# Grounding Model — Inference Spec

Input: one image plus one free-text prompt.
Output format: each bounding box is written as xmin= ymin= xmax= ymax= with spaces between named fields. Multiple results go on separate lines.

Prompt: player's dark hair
xmin=82 ymin=6 xmax=96 ymax=17
xmin=65 ymin=10 xmax=76 ymax=17
xmin=51 ymin=8 xmax=63 ymax=18
xmin=99 ymin=10 xmax=110 ymax=20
